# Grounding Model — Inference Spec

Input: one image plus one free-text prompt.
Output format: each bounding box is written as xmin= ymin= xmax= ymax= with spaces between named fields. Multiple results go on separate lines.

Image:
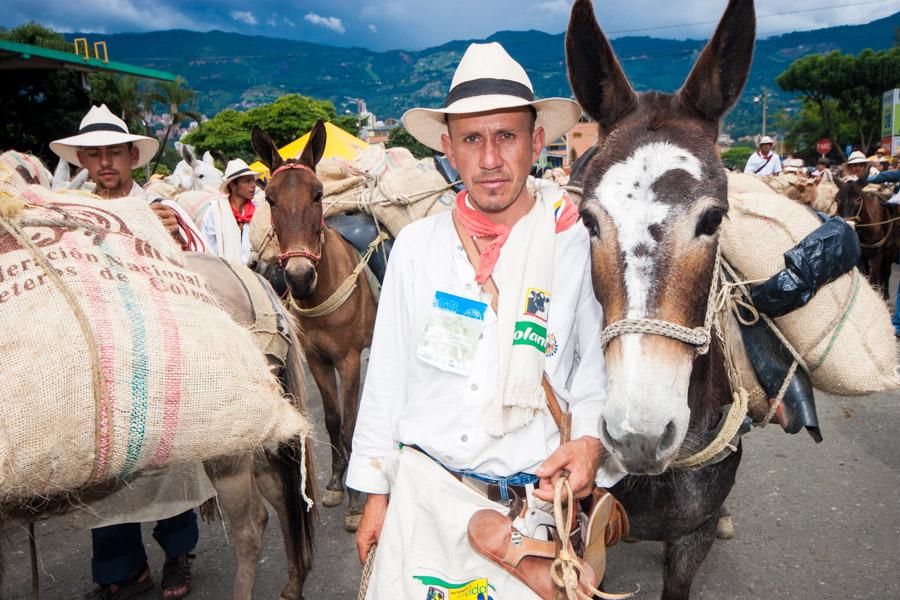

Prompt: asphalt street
xmin=3 ymin=343 xmax=900 ymax=599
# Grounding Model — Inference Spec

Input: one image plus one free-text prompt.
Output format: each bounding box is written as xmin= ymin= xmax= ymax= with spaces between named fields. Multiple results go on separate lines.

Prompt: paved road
xmin=3 ymin=353 xmax=900 ymax=599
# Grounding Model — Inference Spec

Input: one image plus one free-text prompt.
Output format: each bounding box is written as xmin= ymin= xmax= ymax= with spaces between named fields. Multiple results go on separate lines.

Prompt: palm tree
xmin=145 ymin=77 xmax=201 ymax=175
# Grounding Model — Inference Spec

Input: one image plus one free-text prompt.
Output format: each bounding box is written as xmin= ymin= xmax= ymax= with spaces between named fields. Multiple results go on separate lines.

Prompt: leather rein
xmin=269 ymin=162 xmax=326 ymax=266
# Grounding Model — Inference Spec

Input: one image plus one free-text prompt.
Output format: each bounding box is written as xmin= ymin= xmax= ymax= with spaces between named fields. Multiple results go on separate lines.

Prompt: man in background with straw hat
xmin=744 ymin=135 xmax=782 ymax=176
xmin=50 ymin=104 xmax=212 ymax=600
xmin=51 ymin=104 xmax=206 ymax=253
xmin=844 ymin=150 xmax=869 ymax=181
xmin=200 ymin=158 xmax=258 ymax=265
xmin=348 ymin=42 xmax=625 ymax=599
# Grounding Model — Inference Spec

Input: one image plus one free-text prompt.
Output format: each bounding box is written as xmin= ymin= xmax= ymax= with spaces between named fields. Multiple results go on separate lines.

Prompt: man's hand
xmin=533 ymin=436 xmax=604 ymax=502
xmin=356 ymin=493 xmax=388 ymax=564
xmin=149 ymin=203 xmax=180 ymax=240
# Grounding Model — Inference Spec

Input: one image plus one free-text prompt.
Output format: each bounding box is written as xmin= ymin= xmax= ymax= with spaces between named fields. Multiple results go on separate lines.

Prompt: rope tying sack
xmin=550 ymin=476 xmax=636 ymax=600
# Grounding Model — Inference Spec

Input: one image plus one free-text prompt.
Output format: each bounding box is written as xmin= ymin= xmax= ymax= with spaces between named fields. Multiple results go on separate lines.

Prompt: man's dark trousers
xmin=91 ymin=509 xmax=198 ymax=585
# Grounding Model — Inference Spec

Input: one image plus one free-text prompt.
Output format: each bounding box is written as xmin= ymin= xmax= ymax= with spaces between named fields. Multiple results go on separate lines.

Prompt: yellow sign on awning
xmin=249 ymin=122 xmax=369 ymax=175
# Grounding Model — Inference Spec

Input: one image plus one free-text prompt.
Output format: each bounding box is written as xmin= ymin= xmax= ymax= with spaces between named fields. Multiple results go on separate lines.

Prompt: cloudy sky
xmin=3 ymin=0 xmax=898 ymax=51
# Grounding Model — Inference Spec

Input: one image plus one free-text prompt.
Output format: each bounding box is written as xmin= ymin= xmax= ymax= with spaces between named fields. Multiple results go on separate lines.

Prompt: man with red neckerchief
xmin=200 ymin=158 xmax=257 ymax=265
xmin=348 ymin=42 xmax=626 ymax=599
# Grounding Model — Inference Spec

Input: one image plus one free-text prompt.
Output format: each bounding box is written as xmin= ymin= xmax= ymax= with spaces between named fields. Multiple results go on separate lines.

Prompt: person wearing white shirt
xmin=743 ymin=135 xmax=782 ymax=176
xmin=200 ymin=158 xmax=257 ymax=265
xmin=348 ymin=43 xmax=624 ymax=599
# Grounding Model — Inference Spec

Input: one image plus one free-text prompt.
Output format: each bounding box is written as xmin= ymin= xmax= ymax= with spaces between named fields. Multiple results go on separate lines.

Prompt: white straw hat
xmin=50 ymin=104 xmax=160 ymax=168
xmin=219 ymin=158 xmax=256 ymax=194
xmin=757 ymin=135 xmax=775 ymax=146
xmin=846 ymin=151 xmax=868 ymax=165
xmin=402 ymin=42 xmax=582 ymax=152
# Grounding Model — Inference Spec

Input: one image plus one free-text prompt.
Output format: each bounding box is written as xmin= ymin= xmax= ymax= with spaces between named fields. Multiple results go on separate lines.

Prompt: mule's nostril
xmin=657 ymin=420 xmax=678 ymax=459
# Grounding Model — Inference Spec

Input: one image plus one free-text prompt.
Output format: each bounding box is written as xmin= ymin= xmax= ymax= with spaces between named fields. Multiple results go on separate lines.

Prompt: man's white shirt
xmin=744 ymin=151 xmax=783 ymax=176
xmin=346 ymin=208 xmax=625 ymax=495
xmin=200 ymin=197 xmax=253 ymax=266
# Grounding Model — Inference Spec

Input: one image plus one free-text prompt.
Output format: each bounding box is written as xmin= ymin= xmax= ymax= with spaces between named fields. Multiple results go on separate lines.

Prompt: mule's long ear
xmin=565 ymin=0 xmax=637 ymax=131
xmin=677 ymin=0 xmax=756 ymax=123
xmin=299 ymin=120 xmax=327 ymax=170
xmin=251 ymin=125 xmax=283 ymax=172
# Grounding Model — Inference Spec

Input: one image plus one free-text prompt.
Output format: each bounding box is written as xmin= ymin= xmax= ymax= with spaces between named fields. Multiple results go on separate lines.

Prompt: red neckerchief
xmin=454 ymin=189 xmax=579 ymax=284
xmin=231 ymin=200 xmax=255 ymax=225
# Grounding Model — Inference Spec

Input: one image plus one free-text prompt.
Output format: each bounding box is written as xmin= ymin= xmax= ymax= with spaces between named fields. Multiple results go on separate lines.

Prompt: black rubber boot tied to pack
xmin=750 ymin=215 xmax=860 ymax=318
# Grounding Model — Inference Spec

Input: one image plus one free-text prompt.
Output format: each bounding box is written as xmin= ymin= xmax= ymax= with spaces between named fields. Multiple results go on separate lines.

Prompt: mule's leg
xmin=716 ymin=503 xmax=734 ymax=540
xmin=661 ymin=514 xmax=718 ymax=600
xmin=206 ymin=456 xmax=269 ymax=600
xmin=336 ymin=351 xmax=364 ymax=532
xmin=307 ymin=353 xmax=346 ymax=508
xmin=255 ymin=459 xmax=306 ymax=600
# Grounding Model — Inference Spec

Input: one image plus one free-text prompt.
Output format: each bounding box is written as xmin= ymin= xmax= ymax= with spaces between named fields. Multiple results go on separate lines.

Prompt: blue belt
xmin=404 ymin=444 xmax=540 ymax=503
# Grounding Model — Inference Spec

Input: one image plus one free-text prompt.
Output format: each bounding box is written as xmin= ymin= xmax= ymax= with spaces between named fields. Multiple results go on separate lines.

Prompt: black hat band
xmin=444 ymin=78 xmax=534 ymax=108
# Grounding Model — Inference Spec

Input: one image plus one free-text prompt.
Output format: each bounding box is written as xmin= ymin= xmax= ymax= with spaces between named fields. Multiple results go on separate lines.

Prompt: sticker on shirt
xmin=524 ymin=288 xmax=551 ymax=322
xmin=513 ymin=321 xmax=548 ymax=353
xmin=426 ymin=587 xmax=446 ymax=600
xmin=414 ymin=575 xmax=496 ymax=600
xmin=545 ymin=332 xmax=558 ymax=357
xmin=417 ymin=291 xmax=487 ymax=376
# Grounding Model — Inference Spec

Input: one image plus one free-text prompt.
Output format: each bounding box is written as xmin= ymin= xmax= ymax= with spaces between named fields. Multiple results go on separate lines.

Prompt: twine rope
xmin=358 ymin=543 xmax=377 ymax=600
xmin=550 ymin=477 xmax=636 ymax=600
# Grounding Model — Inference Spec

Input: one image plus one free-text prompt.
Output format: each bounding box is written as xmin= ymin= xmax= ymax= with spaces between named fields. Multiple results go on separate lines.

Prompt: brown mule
xmin=251 ymin=121 xmax=376 ymax=531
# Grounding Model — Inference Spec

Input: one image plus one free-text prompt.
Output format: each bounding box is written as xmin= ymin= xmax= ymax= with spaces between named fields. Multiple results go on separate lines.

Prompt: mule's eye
xmin=313 ymin=191 xmax=323 ymax=204
xmin=265 ymin=194 xmax=276 ymax=208
xmin=581 ymin=211 xmax=601 ymax=239
xmin=696 ymin=208 xmax=724 ymax=237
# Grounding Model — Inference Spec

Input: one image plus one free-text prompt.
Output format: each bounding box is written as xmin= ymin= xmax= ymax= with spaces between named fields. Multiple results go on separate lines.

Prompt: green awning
xmin=0 ymin=39 xmax=177 ymax=81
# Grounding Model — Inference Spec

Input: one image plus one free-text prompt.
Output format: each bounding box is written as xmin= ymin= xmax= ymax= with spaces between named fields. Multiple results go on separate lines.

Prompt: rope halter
xmin=269 ymin=162 xmax=326 ymax=266
xmin=599 ymin=246 xmax=722 ymax=356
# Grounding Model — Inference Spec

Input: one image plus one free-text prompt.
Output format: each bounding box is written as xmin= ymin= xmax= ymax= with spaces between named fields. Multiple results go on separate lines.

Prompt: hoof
xmin=322 ymin=488 xmax=345 ymax=508
xmin=717 ymin=514 xmax=735 ymax=539
xmin=345 ymin=511 xmax=363 ymax=533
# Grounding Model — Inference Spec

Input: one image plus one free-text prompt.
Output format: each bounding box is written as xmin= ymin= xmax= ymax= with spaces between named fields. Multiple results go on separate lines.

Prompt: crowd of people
xmin=30 ymin=36 xmax=900 ymax=599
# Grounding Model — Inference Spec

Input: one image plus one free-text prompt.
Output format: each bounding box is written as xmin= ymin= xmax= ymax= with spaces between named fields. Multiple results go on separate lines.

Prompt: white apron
xmin=366 ymin=447 xmax=540 ymax=600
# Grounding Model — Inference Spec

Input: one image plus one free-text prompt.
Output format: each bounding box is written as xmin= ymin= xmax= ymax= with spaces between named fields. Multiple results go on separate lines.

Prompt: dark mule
xmin=836 ymin=177 xmax=898 ymax=298
xmin=566 ymin=0 xmax=755 ymax=598
xmin=1 ymin=256 xmax=315 ymax=600
xmin=251 ymin=122 xmax=376 ymax=531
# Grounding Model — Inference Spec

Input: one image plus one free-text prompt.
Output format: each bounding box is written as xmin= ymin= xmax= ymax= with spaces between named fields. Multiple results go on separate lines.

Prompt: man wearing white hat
xmin=199 ymin=158 xmax=257 ymax=265
xmin=743 ymin=135 xmax=783 ymax=176
xmin=845 ymin=150 xmax=869 ymax=181
xmin=50 ymin=104 xmax=207 ymax=253
xmin=348 ymin=42 xmax=624 ymax=599
xmin=51 ymin=105 xmax=211 ymax=600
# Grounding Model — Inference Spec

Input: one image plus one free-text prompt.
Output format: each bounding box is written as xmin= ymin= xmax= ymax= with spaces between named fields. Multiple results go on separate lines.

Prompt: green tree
xmin=776 ymin=48 xmax=900 ymax=160
xmin=184 ymin=110 xmax=252 ymax=162
xmin=386 ymin=127 xmax=434 ymax=159
xmin=145 ymin=77 xmax=201 ymax=175
xmin=720 ymin=146 xmax=754 ymax=171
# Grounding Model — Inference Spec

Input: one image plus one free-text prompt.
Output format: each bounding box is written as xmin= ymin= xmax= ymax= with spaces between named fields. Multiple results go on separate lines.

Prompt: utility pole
xmin=754 ymin=89 xmax=769 ymax=136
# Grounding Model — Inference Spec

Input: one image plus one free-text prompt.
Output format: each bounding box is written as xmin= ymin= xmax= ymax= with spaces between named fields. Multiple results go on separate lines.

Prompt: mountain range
xmin=68 ymin=12 xmax=900 ymax=139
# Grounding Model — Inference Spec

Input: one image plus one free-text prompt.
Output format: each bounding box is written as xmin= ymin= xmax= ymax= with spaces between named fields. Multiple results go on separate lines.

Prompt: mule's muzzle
xmin=599 ymin=417 xmax=682 ymax=475
xmin=283 ymin=258 xmax=318 ymax=299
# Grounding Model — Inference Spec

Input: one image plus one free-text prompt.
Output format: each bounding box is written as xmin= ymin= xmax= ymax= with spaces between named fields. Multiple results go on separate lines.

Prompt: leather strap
xmin=451 ymin=209 xmax=570 ymax=443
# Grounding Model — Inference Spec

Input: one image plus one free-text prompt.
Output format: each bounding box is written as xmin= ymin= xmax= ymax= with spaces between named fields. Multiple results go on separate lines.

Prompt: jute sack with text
xmin=720 ymin=190 xmax=897 ymax=396
xmin=0 ymin=185 xmax=310 ymax=501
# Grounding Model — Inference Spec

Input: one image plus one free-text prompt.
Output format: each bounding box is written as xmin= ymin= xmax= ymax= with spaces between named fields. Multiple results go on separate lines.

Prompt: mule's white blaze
xmin=592 ymin=141 xmax=702 ymax=447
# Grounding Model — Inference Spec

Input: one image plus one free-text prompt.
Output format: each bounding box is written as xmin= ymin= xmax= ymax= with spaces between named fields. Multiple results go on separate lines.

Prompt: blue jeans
xmin=893 ymin=281 xmax=900 ymax=334
xmin=91 ymin=509 xmax=198 ymax=585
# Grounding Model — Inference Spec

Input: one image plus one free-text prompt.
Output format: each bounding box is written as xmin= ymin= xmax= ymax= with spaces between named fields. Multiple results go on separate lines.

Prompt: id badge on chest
xmin=416 ymin=291 xmax=488 ymax=376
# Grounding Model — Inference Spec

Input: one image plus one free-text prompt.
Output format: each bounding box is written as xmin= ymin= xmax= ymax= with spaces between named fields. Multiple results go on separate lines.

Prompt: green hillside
xmin=67 ymin=12 xmax=899 ymax=139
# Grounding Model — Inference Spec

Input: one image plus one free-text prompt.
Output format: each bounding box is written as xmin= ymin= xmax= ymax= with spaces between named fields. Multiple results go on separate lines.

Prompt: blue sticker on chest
xmin=432 ymin=291 xmax=487 ymax=320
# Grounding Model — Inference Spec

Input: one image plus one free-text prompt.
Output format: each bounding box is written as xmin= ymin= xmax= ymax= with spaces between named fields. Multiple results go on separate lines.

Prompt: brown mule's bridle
xmin=269 ymin=162 xmax=326 ymax=266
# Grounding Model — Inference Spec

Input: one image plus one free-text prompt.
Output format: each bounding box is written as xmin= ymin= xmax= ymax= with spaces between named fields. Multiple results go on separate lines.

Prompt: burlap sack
xmin=173 ymin=189 xmax=217 ymax=227
xmin=726 ymin=171 xmax=777 ymax=195
xmin=367 ymin=158 xmax=455 ymax=237
xmin=721 ymin=191 xmax=897 ymax=396
xmin=812 ymin=177 xmax=838 ymax=216
xmin=0 ymin=185 xmax=309 ymax=501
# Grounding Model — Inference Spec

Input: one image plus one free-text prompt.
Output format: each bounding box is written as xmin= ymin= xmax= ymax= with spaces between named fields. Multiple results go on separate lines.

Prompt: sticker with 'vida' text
xmin=415 ymin=576 xmax=496 ymax=600
xmin=513 ymin=321 xmax=548 ymax=353
xmin=417 ymin=291 xmax=488 ymax=376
